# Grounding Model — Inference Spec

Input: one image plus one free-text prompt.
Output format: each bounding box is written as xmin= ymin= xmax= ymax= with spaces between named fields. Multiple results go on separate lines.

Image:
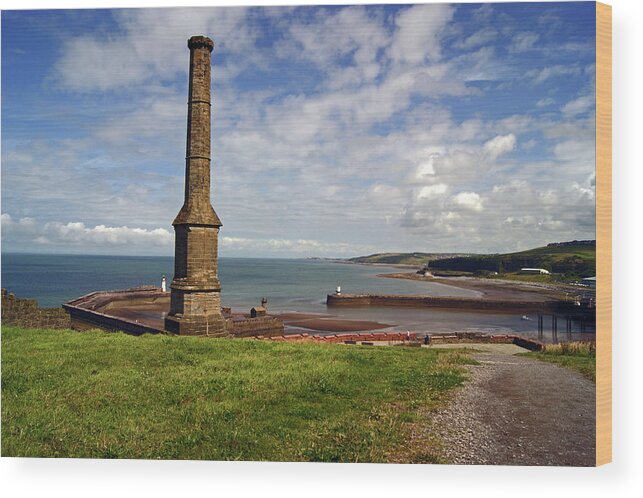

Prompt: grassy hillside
xmin=348 ymin=252 xmax=472 ymax=266
xmin=2 ymin=327 xmax=472 ymax=462
xmin=522 ymin=342 xmax=596 ymax=382
xmin=428 ymin=242 xmax=596 ymax=280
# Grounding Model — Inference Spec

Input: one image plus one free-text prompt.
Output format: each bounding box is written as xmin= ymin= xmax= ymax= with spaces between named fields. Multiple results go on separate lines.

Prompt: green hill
xmin=348 ymin=252 xmax=472 ymax=266
xmin=428 ymin=241 xmax=595 ymax=280
xmin=348 ymin=241 xmax=596 ymax=281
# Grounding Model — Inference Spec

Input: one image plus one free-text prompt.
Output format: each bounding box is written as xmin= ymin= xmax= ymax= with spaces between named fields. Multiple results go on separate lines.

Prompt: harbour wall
xmin=326 ymin=293 xmax=594 ymax=317
xmin=63 ymin=287 xmax=284 ymax=337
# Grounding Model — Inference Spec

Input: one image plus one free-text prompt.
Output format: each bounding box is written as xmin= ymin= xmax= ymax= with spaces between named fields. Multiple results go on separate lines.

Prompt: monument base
xmin=164 ymin=313 xmax=227 ymax=337
xmin=165 ymin=289 xmax=227 ymax=336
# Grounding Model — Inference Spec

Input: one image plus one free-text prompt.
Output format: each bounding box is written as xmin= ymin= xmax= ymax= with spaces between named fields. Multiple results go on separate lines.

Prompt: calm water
xmin=1 ymin=253 xmax=595 ymax=342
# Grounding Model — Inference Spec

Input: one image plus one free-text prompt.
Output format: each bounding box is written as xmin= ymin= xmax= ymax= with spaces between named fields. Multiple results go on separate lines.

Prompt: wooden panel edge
xmin=595 ymin=0 xmax=612 ymax=467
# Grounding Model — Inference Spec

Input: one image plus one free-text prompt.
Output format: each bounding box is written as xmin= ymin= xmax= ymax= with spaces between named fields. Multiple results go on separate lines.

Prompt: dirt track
xmin=428 ymin=350 xmax=595 ymax=466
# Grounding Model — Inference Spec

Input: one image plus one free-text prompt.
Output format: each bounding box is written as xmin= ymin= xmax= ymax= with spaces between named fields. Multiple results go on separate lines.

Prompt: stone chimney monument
xmin=165 ymin=35 xmax=226 ymax=336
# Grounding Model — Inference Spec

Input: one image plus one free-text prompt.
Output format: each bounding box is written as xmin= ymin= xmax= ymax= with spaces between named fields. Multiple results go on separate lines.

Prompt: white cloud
xmin=454 ymin=27 xmax=497 ymax=50
xmin=526 ymin=65 xmax=581 ymax=84
xmin=367 ymin=184 xmax=404 ymax=200
xmin=483 ymin=134 xmax=516 ymax=159
xmin=44 ymin=222 xmax=173 ymax=246
xmin=2 ymin=5 xmax=598 ymax=256
xmin=1 ymin=214 xmax=38 ymax=236
xmin=509 ymin=32 xmax=539 ymax=53
xmin=53 ymin=7 xmax=255 ymax=92
xmin=452 ymin=191 xmax=484 ymax=212
xmin=416 ymin=183 xmax=449 ymax=201
xmin=388 ymin=4 xmax=455 ymax=65
xmin=413 ymin=155 xmax=438 ymax=181
xmin=2 ymin=214 xmax=173 ymax=249
xmin=220 ymin=236 xmax=374 ymax=257
xmin=278 ymin=6 xmax=389 ymax=90
xmin=536 ymin=97 xmax=555 ymax=107
xmin=561 ymin=94 xmax=594 ymax=117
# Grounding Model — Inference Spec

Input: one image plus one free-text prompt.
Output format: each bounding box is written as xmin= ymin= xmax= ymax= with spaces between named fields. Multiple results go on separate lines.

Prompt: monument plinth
xmin=165 ymin=35 xmax=226 ymax=336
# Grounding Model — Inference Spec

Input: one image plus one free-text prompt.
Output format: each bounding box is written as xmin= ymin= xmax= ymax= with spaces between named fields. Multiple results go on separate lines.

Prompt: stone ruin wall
xmin=1 ymin=289 xmax=71 ymax=329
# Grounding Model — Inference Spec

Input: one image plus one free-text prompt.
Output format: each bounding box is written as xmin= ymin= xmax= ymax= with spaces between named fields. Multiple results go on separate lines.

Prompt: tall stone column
xmin=165 ymin=35 xmax=226 ymax=337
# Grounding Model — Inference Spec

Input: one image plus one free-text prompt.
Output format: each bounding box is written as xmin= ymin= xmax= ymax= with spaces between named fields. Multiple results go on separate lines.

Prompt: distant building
xmin=520 ymin=268 xmax=550 ymax=275
xmin=581 ymin=276 xmax=596 ymax=288
xmin=251 ymin=306 xmax=266 ymax=318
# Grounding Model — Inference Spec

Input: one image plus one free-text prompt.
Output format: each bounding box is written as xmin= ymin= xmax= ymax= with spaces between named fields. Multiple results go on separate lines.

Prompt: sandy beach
xmin=376 ymin=272 xmax=574 ymax=302
xmin=275 ymin=312 xmax=393 ymax=333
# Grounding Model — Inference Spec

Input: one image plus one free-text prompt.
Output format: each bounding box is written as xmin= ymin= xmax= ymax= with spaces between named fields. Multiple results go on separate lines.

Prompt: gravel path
xmin=429 ymin=351 xmax=595 ymax=466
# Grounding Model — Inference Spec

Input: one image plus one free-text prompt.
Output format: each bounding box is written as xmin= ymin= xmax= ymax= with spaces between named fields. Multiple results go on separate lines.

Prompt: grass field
xmin=521 ymin=342 xmax=596 ymax=382
xmin=1 ymin=327 xmax=474 ymax=462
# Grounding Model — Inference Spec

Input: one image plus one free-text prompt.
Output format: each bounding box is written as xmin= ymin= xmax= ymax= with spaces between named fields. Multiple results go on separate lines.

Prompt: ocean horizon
xmin=1 ymin=252 xmax=482 ymax=309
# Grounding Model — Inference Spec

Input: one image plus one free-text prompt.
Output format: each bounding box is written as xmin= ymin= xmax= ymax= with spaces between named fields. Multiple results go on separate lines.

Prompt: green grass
xmin=487 ymin=272 xmax=565 ymax=284
xmin=1 ymin=327 xmax=474 ymax=462
xmin=521 ymin=342 xmax=596 ymax=382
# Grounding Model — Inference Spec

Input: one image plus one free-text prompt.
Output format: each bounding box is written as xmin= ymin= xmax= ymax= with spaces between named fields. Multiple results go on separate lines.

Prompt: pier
xmin=326 ymin=292 xmax=596 ymax=318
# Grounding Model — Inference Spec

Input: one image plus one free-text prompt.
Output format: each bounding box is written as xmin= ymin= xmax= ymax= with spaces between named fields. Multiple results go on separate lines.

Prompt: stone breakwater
xmin=326 ymin=293 xmax=592 ymax=316
xmin=251 ymin=330 xmax=544 ymax=351
xmin=1 ymin=289 xmax=71 ymax=329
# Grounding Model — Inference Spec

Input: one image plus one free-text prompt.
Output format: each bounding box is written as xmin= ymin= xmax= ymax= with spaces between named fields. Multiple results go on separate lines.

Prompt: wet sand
xmin=283 ymin=318 xmax=392 ymax=332
xmin=275 ymin=312 xmax=393 ymax=332
xmin=377 ymin=272 xmax=569 ymax=302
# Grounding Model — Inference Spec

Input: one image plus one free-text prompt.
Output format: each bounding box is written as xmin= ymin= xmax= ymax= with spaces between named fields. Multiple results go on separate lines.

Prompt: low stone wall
xmin=326 ymin=293 xmax=594 ymax=317
xmin=226 ymin=315 xmax=284 ymax=338
xmin=252 ymin=330 xmax=545 ymax=351
xmin=1 ymin=289 xmax=71 ymax=329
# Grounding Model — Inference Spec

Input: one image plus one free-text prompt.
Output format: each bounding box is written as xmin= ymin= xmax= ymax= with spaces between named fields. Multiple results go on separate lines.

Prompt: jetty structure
xmin=164 ymin=35 xmax=226 ymax=336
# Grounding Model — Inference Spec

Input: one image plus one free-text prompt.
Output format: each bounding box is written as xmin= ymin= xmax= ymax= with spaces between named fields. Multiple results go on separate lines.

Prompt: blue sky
xmin=1 ymin=2 xmax=597 ymax=257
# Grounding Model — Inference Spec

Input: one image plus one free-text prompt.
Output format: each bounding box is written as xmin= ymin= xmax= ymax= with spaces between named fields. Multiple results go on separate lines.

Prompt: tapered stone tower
xmin=165 ymin=35 xmax=226 ymax=336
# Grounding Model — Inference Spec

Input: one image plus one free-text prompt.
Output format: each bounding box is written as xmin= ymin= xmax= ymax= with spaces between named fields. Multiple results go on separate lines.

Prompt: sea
xmin=1 ymin=253 xmax=595 ymax=342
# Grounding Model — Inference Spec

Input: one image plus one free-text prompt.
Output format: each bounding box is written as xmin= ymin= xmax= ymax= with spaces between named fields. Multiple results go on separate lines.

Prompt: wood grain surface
xmin=596 ymin=1 xmax=612 ymax=466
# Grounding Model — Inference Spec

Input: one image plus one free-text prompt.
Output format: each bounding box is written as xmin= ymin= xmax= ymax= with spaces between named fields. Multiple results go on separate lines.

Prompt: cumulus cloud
xmin=2 ymin=214 xmax=173 ymax=252
xmin=483 ymin=134 xmax=516 ymax=159
xmin=451 ymin=191 xmax=484 ymax=212
xmin=53 ymin=8 xmax=255 ymax=91
xmin=417 ymin=183 xmax=449 ymax=201
xmin=2 ymin=4 xmax=598 ymax=256
xmin=42 ymin=222 xmax=173 ymax=246
xmin=388 ymin=3 xmax=455 ymax=65
xmin=1 ymin=214 xmax=38 ymax=237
